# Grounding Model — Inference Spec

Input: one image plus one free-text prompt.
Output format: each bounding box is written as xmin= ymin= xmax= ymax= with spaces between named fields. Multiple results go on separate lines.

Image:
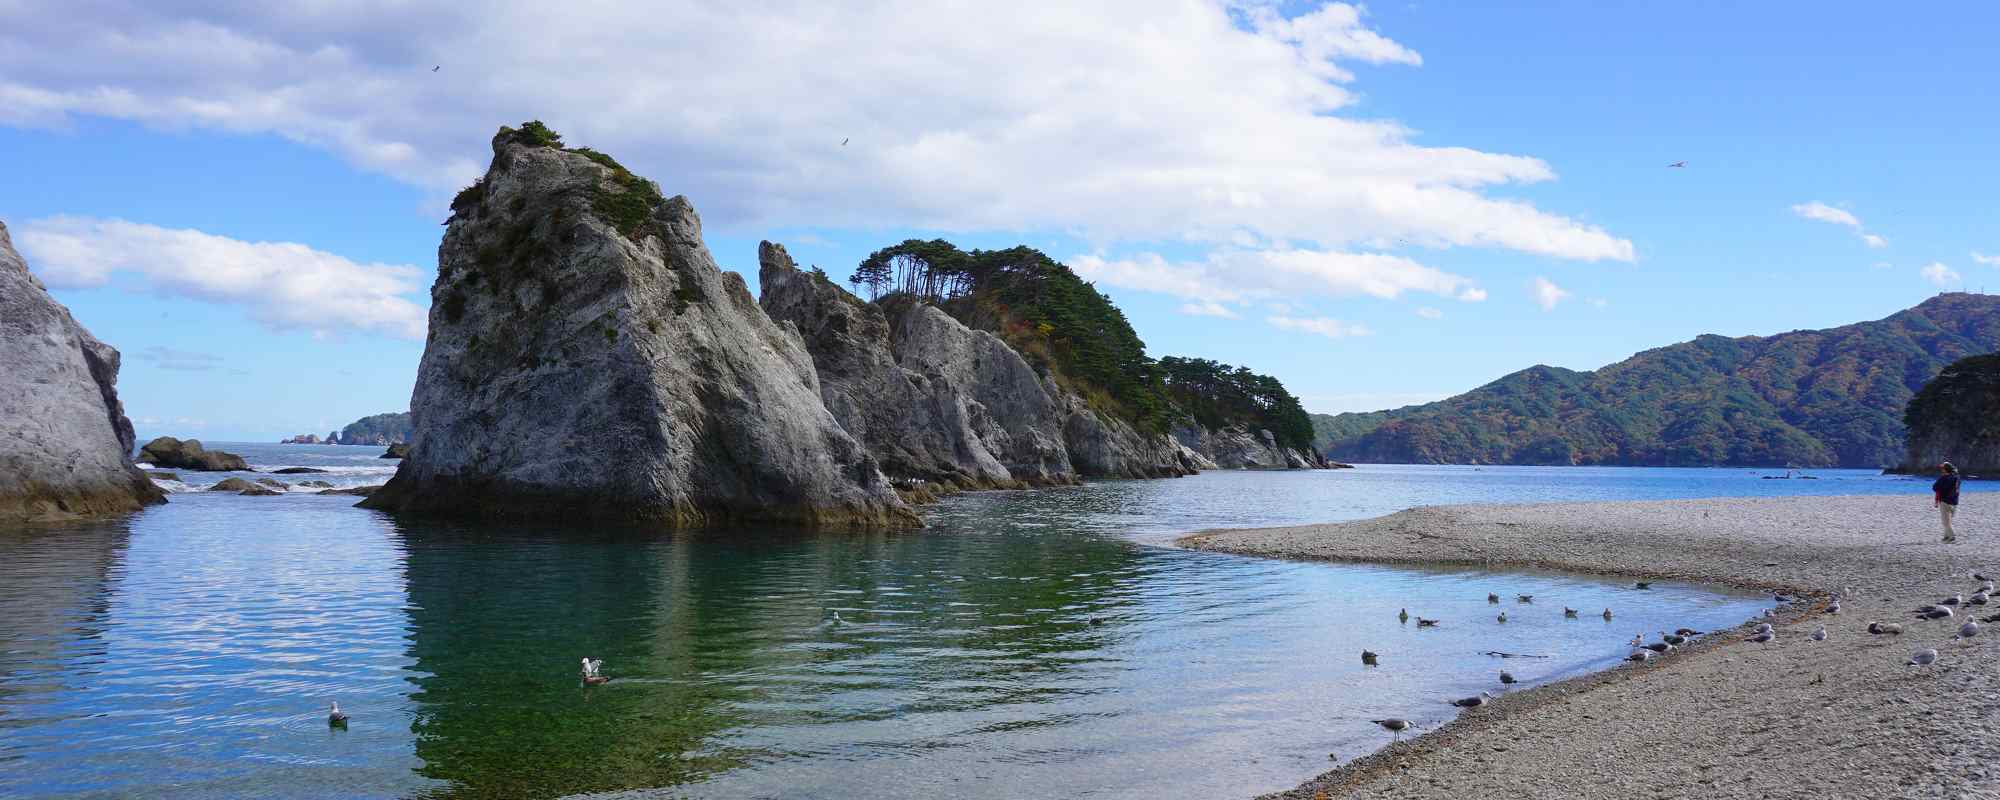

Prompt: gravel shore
xmin=1179 ymin=494 xmax=2000 ymax=799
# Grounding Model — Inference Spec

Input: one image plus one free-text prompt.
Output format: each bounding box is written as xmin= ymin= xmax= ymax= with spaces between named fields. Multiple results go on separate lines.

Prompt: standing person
xmin=1934 ymin=462 xmax=1962 ymax=543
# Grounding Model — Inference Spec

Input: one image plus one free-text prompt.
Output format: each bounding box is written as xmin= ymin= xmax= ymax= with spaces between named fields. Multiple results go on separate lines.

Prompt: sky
xmin=3 ymin=1 xmax=1996 ymax=441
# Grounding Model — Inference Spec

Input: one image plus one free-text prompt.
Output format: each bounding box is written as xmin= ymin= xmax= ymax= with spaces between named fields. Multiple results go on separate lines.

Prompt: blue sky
xmin=3 ymin=2 xmax=1995 ymax=441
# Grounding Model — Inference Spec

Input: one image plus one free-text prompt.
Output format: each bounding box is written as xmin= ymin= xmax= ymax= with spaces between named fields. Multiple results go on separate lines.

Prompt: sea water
xmin=0 ymin=451 xmax=1967 ymax=799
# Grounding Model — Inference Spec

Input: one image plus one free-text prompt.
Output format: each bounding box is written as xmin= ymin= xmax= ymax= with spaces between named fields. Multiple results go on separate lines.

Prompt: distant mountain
xmin=337 ymin=412 xmax=412 ymax=445
xmin=1314 ymin=293 xmax=2000 ymax=468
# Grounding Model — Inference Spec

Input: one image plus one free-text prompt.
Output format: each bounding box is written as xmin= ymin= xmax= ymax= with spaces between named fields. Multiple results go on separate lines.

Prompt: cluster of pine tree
xmin=850 ymin=239 xmax=1306 ymax=447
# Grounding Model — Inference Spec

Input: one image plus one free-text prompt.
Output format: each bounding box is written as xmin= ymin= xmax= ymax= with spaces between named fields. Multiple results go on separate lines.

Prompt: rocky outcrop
xmin=1902 ymin=353 xmax=2000 ymax=476
xmin=1173 ymin=424 xmax=1324 ymax=469
xmin=381 ymin=443 xmax=408 ymax=459
xmin=135 ymin=437 xmax=251 ymax=471
xmin=1056 ymin=391 xmax=1202 ymax=478
xmin=281 ymin=433 xmax=322 ymax=444
xmin=0 ymin=220 xmax=166 ymax=521
xmin=759 ymin=246 xmax=1048 ymax=488
xmin=208 ymin=477 xmax=278 ymax=495
xmin=361 ymin=125 xmax=914 ymax=527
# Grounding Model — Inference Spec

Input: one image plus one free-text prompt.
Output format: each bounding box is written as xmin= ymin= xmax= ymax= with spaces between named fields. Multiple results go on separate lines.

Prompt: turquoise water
xmin=0 ymin=454 xmax=1964 ymax=799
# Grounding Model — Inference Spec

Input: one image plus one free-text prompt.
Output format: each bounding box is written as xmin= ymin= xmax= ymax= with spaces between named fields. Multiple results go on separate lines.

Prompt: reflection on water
xmin=0 ymin=467 xmax=1906 ymax=799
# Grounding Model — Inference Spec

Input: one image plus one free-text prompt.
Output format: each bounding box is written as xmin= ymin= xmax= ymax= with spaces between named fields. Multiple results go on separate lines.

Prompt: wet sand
xmin=1180 ymin=495 xmax=2000 ymax=799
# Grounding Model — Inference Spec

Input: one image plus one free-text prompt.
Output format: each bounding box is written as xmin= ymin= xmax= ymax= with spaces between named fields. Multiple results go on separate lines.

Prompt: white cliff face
xmin=363 ymin=130 xmax=914 ymax=527
xmin=0 ymin=220 xmax=164 ymax=521
xmin=1172 ymin=424 xmax=1319 ymax=470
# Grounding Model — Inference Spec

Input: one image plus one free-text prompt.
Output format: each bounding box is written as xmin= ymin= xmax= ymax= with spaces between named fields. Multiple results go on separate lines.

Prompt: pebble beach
xmin=1180 ymin=494 xmax=2000 ymax=799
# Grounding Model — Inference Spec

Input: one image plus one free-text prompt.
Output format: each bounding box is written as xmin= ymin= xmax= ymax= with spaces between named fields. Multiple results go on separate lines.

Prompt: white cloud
xmin=1531 ymin=276 xmax=1570 ymax=311
xmin=1269 ymin=315 xmax=1372 ymax=338
xmin=0 ymin=1 xmax=1632 ymax=268
xmin=1414 ymin=306 xmax=1442 ymax=319
xmin=1072 ymin=247 xmax=1485 ymax=315
xmin=1921 ymin=262 xmax=1961 ymax=287
xmin=1178 ymin=299 xmax=1239 ymax=318
xmin=17 ymin=217 xmax=427 ymax=339
xmin=1973 ymin=251 xmax=2000 ymax=266
xmin=1861 ymin=233 xmax=1887 ymax=248
xmin=1791 ymin=202 xmax=1861 ymax=228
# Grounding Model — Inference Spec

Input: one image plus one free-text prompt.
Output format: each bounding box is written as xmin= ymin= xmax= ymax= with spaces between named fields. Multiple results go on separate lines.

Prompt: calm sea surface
xmin=0 ymin=446 xmax=1971 ymax=799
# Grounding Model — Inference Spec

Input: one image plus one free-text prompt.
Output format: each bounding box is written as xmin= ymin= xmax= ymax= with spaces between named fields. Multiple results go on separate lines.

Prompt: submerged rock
xmin=272 ymin=467 xmax=328 ymax=474
xmin=0 ymin=220 xmax=166 ymax=521
xmin=208 ymin=477 xmax=261 ymax=493
xmin=319 ymin=485 xmax=381 ymax=497
xmin=381 ymin=443 xmax=409 ymax=459
xmin=362 ymin=125 xmax=914 ymax=527
xmin=759 ymin=245 xmax=1072 ymax=488
xmin=135 ymin=437 xmax=251 ymax=471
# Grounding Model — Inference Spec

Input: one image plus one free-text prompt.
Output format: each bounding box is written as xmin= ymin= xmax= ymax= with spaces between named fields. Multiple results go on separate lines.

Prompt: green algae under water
xmin=3 ymin=464 xmax=1941 ymax=799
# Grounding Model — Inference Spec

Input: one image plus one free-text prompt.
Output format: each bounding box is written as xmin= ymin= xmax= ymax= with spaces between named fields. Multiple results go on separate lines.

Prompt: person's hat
xmin=1941 ymin=461 xmax=1956 ymax=471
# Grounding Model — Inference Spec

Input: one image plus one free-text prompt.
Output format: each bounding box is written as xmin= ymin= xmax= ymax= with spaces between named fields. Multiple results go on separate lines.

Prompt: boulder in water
xmin=380 ymin=443 xmax=408 ymax=459
xmin=0 ymin=219 xmax=166 ymax=520
xmin=362 ymin=123 xmax=914 ymax=528
xmin=135 ymin=437 xmax=251 ymax=471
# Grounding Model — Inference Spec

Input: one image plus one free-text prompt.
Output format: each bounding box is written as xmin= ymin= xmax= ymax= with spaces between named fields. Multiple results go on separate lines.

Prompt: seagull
xmin=1640 ymin=641 xmax=1672 ymax=654
xmin=1809 ymin=625 xmax=1827 ymax=641
xmin=1674 ymin=627 xmax=1703 ymax=637
xmin=1499 ymin=670 xmax=1517 ymax=684
xmin=1985 ymin=612 xmax=2000 ymax=624
xmin=1754 ymin=622 xmax=1773 ymax=635
xmin=1399 ymin=608 xmax=1409 ymax=624
xmin=1626 ymin=650 xmax=1656 ymax=662
xmin=1957 ymin=621 xmax=1981 ymax=640
xmin=1564 ymin=607 xmax=1579 ymax=618
xmin=1974 ymin=571 xmax=1991 ymax=583
xmin=1497 ymin=612 xmax=1508 ymax=623
xmin=1416 ymin=617 xmax=1441 ymax=627
xmin=1488 ymin=593 xmax=1500 ymax=604
xmin=831 ymin=610 xmax=844 ymax=626
xmin=1635 ymin=582 xmax=1652 ymax=589
xmin=1661 ymin=631 xmax=1687 ymax=646
xmin=1762 ymin=608 xmax=1776 ymax=618
xmin=1917 ymin=607 xmax=1955 ymax=621
xmin=1668 ymin=161 xmax=1687 ymax=168
xmin=1826 ymin=601 xmax=1841 ymax=615
xmin=328 ymin=702 xmax=348 ymax=727
xmin=1602 ymin=608 xmax=1614 ymax=621
xmin=1517 ymin=595 xmax=1534 ymax=603
xmin=1940 ymin=594 xmax=1965 ymax=606
xmin=1868 ymin=621 xmax=1904 ymax=635
xmin=1372 ymin=718 xmax=1413 ymax=733
xmin=1362 ymin=650 xmax=1380 ymax=666
xmin=1745 ymin=631 xmax=1775 ymax=643
xmin=1449 ymin=692 xmax=1493 ymax=708
xmin=581 ymin=657 xmax=602 ymax=677
xmin=1908 ymin=648 xmax=1939 ymax=666
xmin=1970 ymin=591 xmax=1990 ymax=606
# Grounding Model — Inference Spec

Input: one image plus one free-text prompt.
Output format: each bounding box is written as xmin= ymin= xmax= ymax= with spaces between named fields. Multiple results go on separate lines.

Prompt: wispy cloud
xmin=1178 ymin=300 xmax=1239 ymax=318
xmin=1973 ymin=251 xmax=2000 ymax=266
xmin=1414 ymin=306 xmax=1443 ymax=319
xmin=1791 ymin=201 xmax=1886 ymax=249
xmin=1072 ymin=247 xmax=1487 ymax=319
xmin=1531 ymin=276 xmax=1571 ymax=311
xmin=1921 ymin=262 xmax=1961 ymax=287
xmin=17 ymin=217 xmax=427 ymax=339
xmin=133 ymin=345 xmax=224 ymax=371
xmin=1268 ymin=316 xmax=1373 ymax=338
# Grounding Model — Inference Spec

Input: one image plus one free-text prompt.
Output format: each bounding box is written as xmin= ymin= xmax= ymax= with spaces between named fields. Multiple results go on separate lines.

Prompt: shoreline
xmin=1178 ymin=495 xmax=1999 ymax=799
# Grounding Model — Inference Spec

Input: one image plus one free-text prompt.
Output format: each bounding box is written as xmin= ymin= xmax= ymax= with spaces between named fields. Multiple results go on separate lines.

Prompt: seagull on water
xmin=328 ymin=702 xmax=348 ymax=727
xmin=1399 ymin=608 xmax=1409 ymax=624
xmin=1517 ymin=594 xmax=1534 ymax=603
xmin=1416 ymin=617 xmax=1441 ymax=627
xmin=1499 ymin=670 xmax=1517 ymax=684
xmin=1372 ymin=718 xmax=1413 ymax=733
xmin=1488 ymin=593 xmax=1500 ymax=604
xmin=1629 ymin=633 xmax=1644 ymax=647
xmin=1602 ymin=608 xmax=1615 ymax=621
xmin=1497 ymin=612 xmax=1508 ymax=623
xmin=1564 ymin=607 xmax=1580 ymax=618
xmin=1449 ymin=692 xmax=1493 ymax=708
xmin=1635 ymin=582 xmax=1652 ymax=589
xmin=1809 ymin=625 xmax=1827 ymax=642
xmin=581 ymin=657 xmax=609 ymax=685
xmin=1362 ymin=650 xmax=1379 ymax=666
xmin=1908 ymin=648 xmax=1939 ymax=666
xmin=1956 ymin=621 xmax=1981 ymax=640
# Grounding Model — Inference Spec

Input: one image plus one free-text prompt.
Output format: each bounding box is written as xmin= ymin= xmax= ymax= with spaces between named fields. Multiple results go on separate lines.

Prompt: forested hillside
xmin=1316 ymin=293 xmax=2000 ymax=467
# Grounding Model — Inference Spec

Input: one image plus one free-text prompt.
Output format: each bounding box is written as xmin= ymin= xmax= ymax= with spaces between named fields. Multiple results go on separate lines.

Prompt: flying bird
xmin=841 ymin=137 xmax=849 ymax=146
xmin=1668 ymin=161 xmax=1686 ymax=168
